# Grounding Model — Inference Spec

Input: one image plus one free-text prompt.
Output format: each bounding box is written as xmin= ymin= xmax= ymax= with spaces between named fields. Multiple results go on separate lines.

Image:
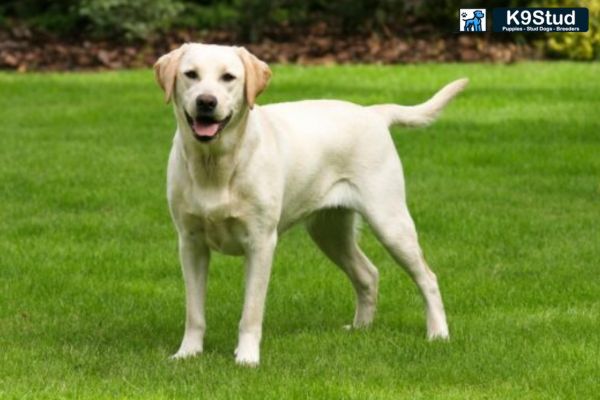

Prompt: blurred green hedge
xmin=536 ymin=0 xmax=600 ymax=60
xmin=0 ymin=0 xmax=496 ymax=39
xmin=0 ymin=0 xmax=598 ymax=60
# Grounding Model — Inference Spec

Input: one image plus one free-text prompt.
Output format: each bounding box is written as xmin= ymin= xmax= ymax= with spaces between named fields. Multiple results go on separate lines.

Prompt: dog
xmin=463 ymin=10 xmax=485 ymax=31
xmin=154 ymin=43 xmax=467 ymax=366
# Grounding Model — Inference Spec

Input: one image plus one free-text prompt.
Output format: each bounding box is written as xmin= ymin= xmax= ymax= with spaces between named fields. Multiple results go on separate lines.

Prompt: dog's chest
xmin=182 ymin=185 xmax=247 ymax=255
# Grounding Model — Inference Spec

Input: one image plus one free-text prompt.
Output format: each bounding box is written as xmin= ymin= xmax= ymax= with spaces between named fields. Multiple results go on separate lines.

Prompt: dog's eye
xmin=184 ymin=70 xmax=198 ymax=79
xmin=221 ymin=73 xmax=236 ymax=82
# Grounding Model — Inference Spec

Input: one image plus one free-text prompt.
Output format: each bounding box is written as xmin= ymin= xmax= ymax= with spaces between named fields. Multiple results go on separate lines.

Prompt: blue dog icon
xmin=463 ymin=10 xmax=485 ymax=31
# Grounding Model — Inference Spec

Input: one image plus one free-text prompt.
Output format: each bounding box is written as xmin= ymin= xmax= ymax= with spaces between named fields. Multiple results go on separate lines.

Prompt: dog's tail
xmin=368 ymin=78 xmax=468 ymax=128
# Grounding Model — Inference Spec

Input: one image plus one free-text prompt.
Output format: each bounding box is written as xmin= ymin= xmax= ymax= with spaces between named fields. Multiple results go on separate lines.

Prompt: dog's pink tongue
xmin=193 ymin=121 xmax=219 ymax=138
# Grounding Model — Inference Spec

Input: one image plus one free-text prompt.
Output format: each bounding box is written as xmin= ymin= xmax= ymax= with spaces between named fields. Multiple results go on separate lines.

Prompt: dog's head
xmin=154 ymin=43 xmax=271 ymax=143
xmin=473 ymin=10 xmax=484 ymax=18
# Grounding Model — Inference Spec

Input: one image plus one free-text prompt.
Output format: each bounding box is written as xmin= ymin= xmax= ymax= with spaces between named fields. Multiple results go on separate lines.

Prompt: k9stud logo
xmin=492 ymin=8 xmax=589 ymax=32
xmin=459 ymin=9 xmax=487 ymax=32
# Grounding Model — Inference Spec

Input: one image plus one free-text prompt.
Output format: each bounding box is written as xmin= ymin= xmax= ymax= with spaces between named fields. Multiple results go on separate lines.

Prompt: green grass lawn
xmin=1 ymin=62 xmax=599 ymax=399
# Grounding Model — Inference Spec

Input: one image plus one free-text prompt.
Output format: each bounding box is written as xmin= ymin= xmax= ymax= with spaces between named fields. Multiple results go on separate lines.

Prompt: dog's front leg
xmin=171 ymin=232 xmax=210 ymax=359
xmin=235 ymin=231 xmax=277 ymax=366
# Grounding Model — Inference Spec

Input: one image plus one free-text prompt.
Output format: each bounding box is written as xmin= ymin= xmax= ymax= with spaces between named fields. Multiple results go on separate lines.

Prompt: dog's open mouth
xmin=184 ymin=111 xmax=232 ymax=142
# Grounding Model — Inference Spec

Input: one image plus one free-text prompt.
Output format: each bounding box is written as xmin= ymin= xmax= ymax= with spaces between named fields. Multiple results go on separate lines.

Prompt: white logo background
xmin=459 ymin=9 xmax=487 ymax=32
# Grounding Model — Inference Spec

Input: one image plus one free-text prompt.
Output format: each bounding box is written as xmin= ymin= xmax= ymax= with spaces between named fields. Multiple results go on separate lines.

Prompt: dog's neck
xmin=175 ymin=106 xmax=257 ymax=188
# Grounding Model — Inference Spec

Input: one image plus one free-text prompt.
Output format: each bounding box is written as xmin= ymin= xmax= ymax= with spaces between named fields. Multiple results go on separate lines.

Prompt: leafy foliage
xmin=1 ymin=0 xmax=598 ymax=59
xmin=0 ymin=0 xmax=81 ymax=34
xmin=540 ymin=0 xmax=600 ymax=60
xmin=78 ymin=0 xmax=184 ymax=40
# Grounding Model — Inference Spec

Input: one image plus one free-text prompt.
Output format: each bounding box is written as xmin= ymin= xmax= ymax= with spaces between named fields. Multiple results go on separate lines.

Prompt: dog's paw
xmin=234 ymin=334 xmax=260 ymax=367
xmin=342 ymin=323 xmax=370 ymax=331
xmin=170 ymin=331 xmax=204 ymax=360
xmin=170 ymin=344 xmax=203 ymax=360
xmin=234 ymin=347 xmax=259 ymax=367
xmin=427 ymin=327 xmax=450 ymax=341
xmin=235 ymin=354 xmax=259 ymax=367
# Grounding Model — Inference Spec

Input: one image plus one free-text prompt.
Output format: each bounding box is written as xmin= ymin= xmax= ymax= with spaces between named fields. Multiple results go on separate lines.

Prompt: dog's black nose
xmin=196 ymin=94 xmax=217 ymax=113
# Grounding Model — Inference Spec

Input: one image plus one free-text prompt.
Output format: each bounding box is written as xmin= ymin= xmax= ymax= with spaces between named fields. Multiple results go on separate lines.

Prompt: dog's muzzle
xmin=184 ymin=110 xmax=232 ymax=143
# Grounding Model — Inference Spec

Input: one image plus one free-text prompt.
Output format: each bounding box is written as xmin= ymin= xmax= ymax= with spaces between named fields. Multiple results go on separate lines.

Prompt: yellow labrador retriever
xmin=154 ymin=43 xmax=467 ymax=366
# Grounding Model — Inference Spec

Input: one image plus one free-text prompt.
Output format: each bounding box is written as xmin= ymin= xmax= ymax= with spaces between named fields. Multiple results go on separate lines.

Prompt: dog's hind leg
xmin=359 ymin=175 xmax=449 ymax=340
xmin=306 ymin=208 xmax=379 ymax=328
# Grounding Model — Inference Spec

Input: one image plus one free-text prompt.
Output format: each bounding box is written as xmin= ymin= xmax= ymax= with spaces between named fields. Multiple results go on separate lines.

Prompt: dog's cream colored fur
xmin=155 ymin=43 xmax=468 ymax=366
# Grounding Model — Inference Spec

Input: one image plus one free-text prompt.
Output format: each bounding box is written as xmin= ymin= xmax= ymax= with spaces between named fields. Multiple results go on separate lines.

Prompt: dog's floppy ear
xmin=237 ymin=47 xmax=271 ymax=109
xmin=154 ymin=44 xmax=188 ymax=104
